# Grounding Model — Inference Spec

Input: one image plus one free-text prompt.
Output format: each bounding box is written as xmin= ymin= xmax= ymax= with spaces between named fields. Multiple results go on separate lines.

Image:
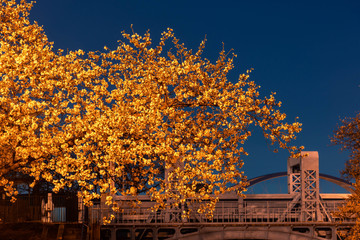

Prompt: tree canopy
xmin=333 ymin=113 xmax=360 ymax=180
xmin=0 ymin=0 xmax=302 ymax=219
xmin=332 ymin=113 xmax=360 ymax=239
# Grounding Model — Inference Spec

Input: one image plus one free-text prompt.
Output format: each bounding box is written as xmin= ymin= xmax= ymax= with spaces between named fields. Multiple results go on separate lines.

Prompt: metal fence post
xmin=78 ymin=193 xmax=84 ymax=223
xmin=47 ymin=193 xmax=54 ymax=222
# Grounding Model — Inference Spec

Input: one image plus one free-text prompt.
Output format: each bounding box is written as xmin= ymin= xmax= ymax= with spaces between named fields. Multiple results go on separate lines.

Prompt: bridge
xmin=91 ymin=151 xmax=355 ymax=240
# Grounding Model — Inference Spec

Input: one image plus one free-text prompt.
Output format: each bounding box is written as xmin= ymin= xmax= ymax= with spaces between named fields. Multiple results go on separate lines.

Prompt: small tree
xmin=332 ymin=113 xmax=360 ymax=239
xmin=1 ymin=0 xmax=302 ymax=220
xmin=332 ymin=113 xmax=360 ymax=180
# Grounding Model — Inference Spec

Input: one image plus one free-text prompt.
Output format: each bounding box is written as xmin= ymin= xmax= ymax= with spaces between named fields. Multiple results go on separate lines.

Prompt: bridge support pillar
xmin=288 ymin=151 xmax=322 ymax=222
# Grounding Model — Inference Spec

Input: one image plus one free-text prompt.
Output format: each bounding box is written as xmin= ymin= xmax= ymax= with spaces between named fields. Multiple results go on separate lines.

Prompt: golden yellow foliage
xmin=0 ymin=0 xmax=302 ymax=216
xmin=333 ymin=113 xmax=360 ymax=180
xmin=333 ymin=113 xmax=360 ymax=239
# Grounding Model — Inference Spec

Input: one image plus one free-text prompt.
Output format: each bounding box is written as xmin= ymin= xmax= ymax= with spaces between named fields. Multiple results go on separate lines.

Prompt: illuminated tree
xmin=333 ymin=113 xmax=360 ymax=180
xmin=332 ymin=113 xmax=360 ymax=239
xmin=0 ymin=0 xmax=97 ymax=198
xmin=1 ymin=0 xmax=302 ymax=219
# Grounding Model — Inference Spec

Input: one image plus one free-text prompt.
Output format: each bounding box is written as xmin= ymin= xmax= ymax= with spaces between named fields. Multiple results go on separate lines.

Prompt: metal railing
xmin=90 ymin=199 xmax=350 ymax=224
xmin=0 ymin=194 xmax=352 ymax=225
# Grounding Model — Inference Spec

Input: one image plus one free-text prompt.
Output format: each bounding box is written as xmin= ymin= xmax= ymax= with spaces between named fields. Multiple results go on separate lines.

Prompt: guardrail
xmin=0 ymin=193 xmax=352 ymax=225
xmin=89 ymin=199 xmax=350 ymax=224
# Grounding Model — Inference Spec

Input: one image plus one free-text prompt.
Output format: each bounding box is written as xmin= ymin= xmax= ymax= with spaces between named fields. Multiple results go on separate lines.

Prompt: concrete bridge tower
xmin=288 ymin=151 xmax=322 ymax=221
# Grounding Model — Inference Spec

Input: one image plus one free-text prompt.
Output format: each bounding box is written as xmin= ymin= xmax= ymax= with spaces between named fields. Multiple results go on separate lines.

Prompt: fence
xmin=0 ymin=193 xmax=80 ymax=223
xmin=89 ymin=198 xmax=350 ymax=224
xmin=0 ymin=193 xmax=351 ymax=225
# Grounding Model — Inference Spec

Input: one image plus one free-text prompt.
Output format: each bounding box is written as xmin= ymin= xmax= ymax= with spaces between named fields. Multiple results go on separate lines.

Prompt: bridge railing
xmin=88 ymin=195 xmax=355 ymax=225
xmin=90 ymin=200 xmax=347 ymax=224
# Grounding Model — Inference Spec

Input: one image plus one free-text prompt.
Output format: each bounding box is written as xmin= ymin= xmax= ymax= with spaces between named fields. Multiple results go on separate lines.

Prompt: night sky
xmin=29 ymin=0 xmax=360 ymax=193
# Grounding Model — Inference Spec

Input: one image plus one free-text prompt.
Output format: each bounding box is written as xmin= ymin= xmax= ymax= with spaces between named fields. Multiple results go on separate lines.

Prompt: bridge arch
xmin=248 ymin=172 xmax=354 ymax=193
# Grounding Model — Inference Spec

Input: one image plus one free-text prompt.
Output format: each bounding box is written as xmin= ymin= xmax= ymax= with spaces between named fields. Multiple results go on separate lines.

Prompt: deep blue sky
xmin=29 ymin=0 xmax=360 ymax=193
